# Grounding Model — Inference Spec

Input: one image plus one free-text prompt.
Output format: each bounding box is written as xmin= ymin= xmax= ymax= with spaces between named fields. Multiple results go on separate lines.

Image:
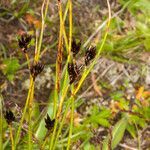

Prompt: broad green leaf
xmin=112 ymin=117 xmax=128 ymax=149
xmin=102 ymin=117 xmax=128 ymax=150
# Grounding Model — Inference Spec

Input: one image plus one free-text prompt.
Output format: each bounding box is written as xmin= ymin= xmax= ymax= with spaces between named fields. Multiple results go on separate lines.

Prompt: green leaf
xmin=84 ymin=142 xmax=95 ymax=150
xmin=2 ymin=58 xmax=20 ymax=81
xmin=92 ymin=117 xmax=110 ymax=127
xmin=102 ymin=117 xmax=128 ymax=150
xmin=126 ymin=124 xmax=136 ymax=139
xmin=144 ymin=38 xmax=150 ymax=51
xmin=112 ymin=118 xmax=128 ymax=149
xmin=98 ymin=108 xmax=111 ymax=118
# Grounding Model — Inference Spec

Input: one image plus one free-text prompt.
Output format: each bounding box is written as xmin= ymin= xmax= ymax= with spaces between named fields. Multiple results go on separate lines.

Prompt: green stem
xmin=9 ymin=125 xmax=15 ymax=150
xmin=67 ymin=97 xmax=74 ymax=150
xmin=0 ymin=93 xmax=3 ymax=150
xmin=28 ymin=83 xmax=34 ymax=150
xmin=51 ymin=98 xmax=72 ymax=150
xmin=35 ymin=0 xmax=50 ymax=62
xmin=14 ymin=77 xmax=34 ymax=148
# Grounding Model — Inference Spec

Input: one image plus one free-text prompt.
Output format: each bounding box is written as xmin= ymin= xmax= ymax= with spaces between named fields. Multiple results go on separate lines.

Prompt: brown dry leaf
xmin=25 ymin=13 xmax=35 ymax=25
xmin=33 ymin=20 xmax=41 ymax=29
xmin=136 ymin=86 xmax=144 ymax=100
xmin=110 ymin=100 xmax=121 ymax=117
xmin=143 ymin=91 xmax=150 ymax=99
xmin=25 ymin=13 xmax=41 ymax=29
xmin=136 ymin=87 xmax=150 ymax=107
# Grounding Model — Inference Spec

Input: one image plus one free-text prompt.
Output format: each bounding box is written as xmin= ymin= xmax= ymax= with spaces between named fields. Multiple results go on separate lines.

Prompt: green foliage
xmin=85 ymin=105 xmax=111 ymax=127
xmin=2 ymin=58 xmax=20 ymax=81
xmin=102 ymin=117 xmax=128 ymax=150
xmin=126 ymin=124 xmax=136 ymax=139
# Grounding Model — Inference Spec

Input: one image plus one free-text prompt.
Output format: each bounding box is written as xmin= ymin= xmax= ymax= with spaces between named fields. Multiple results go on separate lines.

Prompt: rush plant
xmin=1 ymin=0 xmax=111 ymax=149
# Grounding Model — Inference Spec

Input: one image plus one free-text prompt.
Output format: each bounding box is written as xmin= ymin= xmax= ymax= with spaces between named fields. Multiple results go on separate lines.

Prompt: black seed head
xmin=68 ymin=63 xmax=79 ymax=84
xmin=30 ymin=62 xmax=44 ymax=79
xmin=4 ymin=110 xmax=15 ymax=125
xmin=44 ymin=114 xmax=55 ymax=130
xmin=18 ymin=34 xmax=32 ymax=53
xmin=85 ymin=46 xmax=96 ymax=65
xmin=71 ymin=39 xmax=81 ymax=57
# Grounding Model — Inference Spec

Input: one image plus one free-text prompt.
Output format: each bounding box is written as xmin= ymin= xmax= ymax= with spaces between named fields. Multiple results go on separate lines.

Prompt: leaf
xmin=102 ymin=117 xmax=128 ymax=150
xmin=25 ymin=13 xmax=41 ymax=29
xmin=111 ymin=118 xmax=128 ymax=149
xmin=88 ymin=107 xmax=111 ymax=127
xmin=95 ymin=118 xmax=110 ymax=127
xmin=126 ymin=124 xmax=136 ymax=139
xmin=2 ymin=58 xmax=20 ymax=81
xmin=136 ymin=86 xmax=144 ymax=100
xmin=84 ymin=142 xmax=95 ymax=150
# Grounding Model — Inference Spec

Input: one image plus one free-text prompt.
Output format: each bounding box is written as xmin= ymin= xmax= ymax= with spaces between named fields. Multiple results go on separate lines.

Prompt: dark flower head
xmin=44 ymin=114 xmax=55 ymax=130
xmin=68 ymin=62 xmax=79 ymax=84
xmin=18 ymin=34 xmax=32 ymax=53
xmin=4 ymin=110 xmax=15 ymax=125
xmin=71 ymin=39 xmax=81 ymax=57
xmin=85 ymin=46 xmax=96 ymax=65
xmin=30 ymin=62 xmax=44 ymax=79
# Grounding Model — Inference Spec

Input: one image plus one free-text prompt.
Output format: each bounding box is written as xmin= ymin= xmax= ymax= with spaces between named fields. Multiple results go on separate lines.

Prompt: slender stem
xmin=9 ymin=125 xmax=14 ymax=150
xmin=14 ymin=77 xmax=34 ymax=147
xmin=56 ymin=0 xmax=71 ymax=120
xmin=53 ymin=0 xmax=64 ymax=118
xmin=66 ymin=1 xmax=73 ymax=148
xmin=51 ymin=98 xmax=72 ymax=150
xmin=49 ymin=1 xmax=70 ymax=148
xmin=14 ymin=45 xmax=34 ymax=148
xmin=0 ymin=93 xmax=3 ymax=150
xmin=68 ymin=0 xmax=72 ymax=57
xmin=41 ymin=136 xmax=48 ymax=150
xmin=28 ymin=108 xmax=32 ymax=150
xmin=15 ymin=44 xmax=34 ymax=149
xmin=27 ymin=0 xmax=50 ymax=149
xmin=51 ymin=0 xmax=111 ymax=149
xmin=35 ymin=0 xmax=50 ymax=62
xmin=25 ymin=53 xmax=30 ymax=69
xmin=67 ymin=97 xmax=74 ymax=150
xmin=28 ymin=82 xmax=35 ymax=150
xmin=56 ymin=84 xmax=69 ymax=118
xmin=50 ymin=0 xmax=72 ymax=148
xmin=49 ymin=117 xmax=59 ymax=150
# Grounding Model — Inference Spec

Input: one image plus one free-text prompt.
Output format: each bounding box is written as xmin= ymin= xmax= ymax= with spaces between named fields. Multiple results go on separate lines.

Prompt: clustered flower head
xmin=44 ymin=114 xmax=55 ymax=131
xmin=85 ymin=46 xmax=96 ymax=66
xmin=4 ymin=110 xmax=15 ymax=125
xmin=18 ymin=34 xmax=32 ymax=53
xmin=71 ymin=39 xmax=81 ymax=57
xmin=68 ymin=39 xmax=96 ymax=84
xmin=68 ymin=62 xmax=80 ymax=84
xmin=30 ymin=62 xmax=44 ymax=80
